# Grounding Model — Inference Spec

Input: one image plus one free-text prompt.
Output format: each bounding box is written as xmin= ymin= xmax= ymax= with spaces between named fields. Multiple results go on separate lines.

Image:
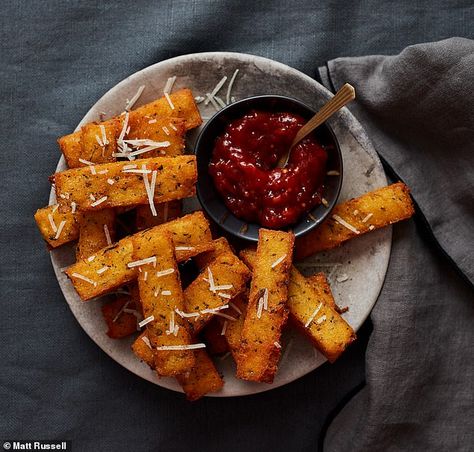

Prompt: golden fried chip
xmin=236 ymin=229 xmax=294 ymax=383
xmin=133 ymin=231 xmax=194 ymax=376
xmin=240 ymin=249 xmax=355 ymax=363
xmin=54 ymin=156 xmax=197 ymax=211
xmin=132 ymin=336 xmax=224 ymax=401
xmin=287 ymin=268 xmax=356 ymax=362
xmin=176 ymin=350 xmax=224 ymax=401
xmin=295 ymin=182 xmax=414 ymax=259
xmin=58 ymin=89 xmax=201 ymax=168
xmin=34 ymin=204 xmax=79 ymax=248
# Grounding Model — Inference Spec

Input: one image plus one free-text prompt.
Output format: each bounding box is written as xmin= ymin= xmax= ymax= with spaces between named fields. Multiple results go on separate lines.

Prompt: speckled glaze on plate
xmin=50 ymin=52 xmax=390 ymax=397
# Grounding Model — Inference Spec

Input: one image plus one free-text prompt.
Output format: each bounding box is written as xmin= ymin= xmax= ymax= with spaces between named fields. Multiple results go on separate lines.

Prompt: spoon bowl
xmin=195 ymin=95 xmax=343 ymax=243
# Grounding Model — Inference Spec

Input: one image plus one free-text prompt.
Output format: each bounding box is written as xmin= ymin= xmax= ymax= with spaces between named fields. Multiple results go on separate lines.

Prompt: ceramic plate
xmin=50 ymin=52 xmax=390 ymax=397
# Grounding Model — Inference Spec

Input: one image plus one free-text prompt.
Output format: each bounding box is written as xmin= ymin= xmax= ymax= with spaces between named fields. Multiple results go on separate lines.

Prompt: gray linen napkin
xmin=317 ymin=38 xmax=474 ymax=451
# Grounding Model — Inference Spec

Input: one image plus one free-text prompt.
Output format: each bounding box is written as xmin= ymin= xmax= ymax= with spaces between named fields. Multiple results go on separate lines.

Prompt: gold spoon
xmin=277 ymin=83 xmax=356 ymax=168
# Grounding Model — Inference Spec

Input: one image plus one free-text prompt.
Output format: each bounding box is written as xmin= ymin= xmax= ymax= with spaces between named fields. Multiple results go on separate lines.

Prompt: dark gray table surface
xmin=1 ymin=1 xmax=472 ymax=451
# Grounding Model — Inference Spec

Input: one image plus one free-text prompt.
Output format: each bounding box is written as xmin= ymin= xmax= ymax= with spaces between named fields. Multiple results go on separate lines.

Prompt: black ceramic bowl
xmin=195 ymin=95 xmax=343 ymax=243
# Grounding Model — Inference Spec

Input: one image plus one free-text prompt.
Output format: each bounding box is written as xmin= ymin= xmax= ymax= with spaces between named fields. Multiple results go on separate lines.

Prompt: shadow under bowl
xmin=195 ymin=95 xmax=343 ymax=243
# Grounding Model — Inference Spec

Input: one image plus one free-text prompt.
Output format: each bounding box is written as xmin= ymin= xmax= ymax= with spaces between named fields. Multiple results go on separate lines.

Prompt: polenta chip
xmin=76 ymin=209 xmax=116 ymax=259
xmin=67 ymin=237 xmax=136 ymax=301
xmin=183 ymin=251 xmax=251 ymax=334
xmin=132 ymin=335 xmax=223 ymax=401
xmin=54 ymin=156 xmax=197 ymax=211
xmin=287 ymin=268 xmax=356 ymax=362
xmin=34 ymin=204 xmax=79 ymax=248
xmin=295 ymin=182 xmax=414 ymax=259
xmin=65 ymin=211 xmax=212 ymax=300
xmin=236 ymin=229 xmax=294 ymax=383
xmin=132 ymin=231 xmax=194 ymax=376
xmin=240 ymin=249 xmax=356 ymax=363
xmin=58 ymin=89 xmax=201 ymax=168
xmin=176 ymin=349 xmax=224 ymax=401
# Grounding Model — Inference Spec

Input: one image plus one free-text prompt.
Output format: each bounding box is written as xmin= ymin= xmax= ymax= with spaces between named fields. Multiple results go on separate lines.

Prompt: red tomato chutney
xmin=209 ymin=110 xmax=328 ymax=228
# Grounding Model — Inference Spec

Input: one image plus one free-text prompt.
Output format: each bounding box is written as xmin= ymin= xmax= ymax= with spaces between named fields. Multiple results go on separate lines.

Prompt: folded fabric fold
xmin=318 ymin=38 xmax=474 ymax=452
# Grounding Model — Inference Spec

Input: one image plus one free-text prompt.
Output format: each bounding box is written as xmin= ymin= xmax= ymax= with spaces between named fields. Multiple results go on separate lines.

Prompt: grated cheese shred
xmin=100 ymin=124 xmax=108 ymax=145
xmin=125 ymin=85 xmax=145 ymax=111
xmin=226 ymin=69 xmax=239 ymax=104
xmin=271 ymin=255 xmax=286 ymax=269
xmin=103 ymin=224 xmax=112 ymax=245
xmin=155 ymin=268 xmax=175 ymax=277
xmin=201 ymin=305 xmax=229 ymax=314
xmin=141 ymin=335 xmax=152 ymax=349
xmin=163 ymin=76 xmax=176 ymax=94
xmin=164 ymin=92 xmax=174 ymax=110
xmin=205 ymin=76 xmax=228 ymax=106
xmin=54 ymin=220 xmax=66 ymax=240
xmin=229 ymin=301 xmax=242 ymax=315
xmin=112 ymin=299 xmax=131 ymax=323
xmin=155 ymin=343 xmax=206 ymax=351
xmin=90 ymin=196 xmax=108 ymax=207
xmin=332 ymin=214 xmax=360 ymax=234
xmin=78 ymin=158 xmax=94 ymax=166
xmin=127 ymin=256 xmax=156 ymax=268
xmin=142 ymin=164 xmax=157 ymax=217
xmin=48 ymin=213 xmax=57 ymax=233
xmin=316 ymin=314 xmax=327 ymax=324
xmin=305 ymin=302 xmax=323 ymax=328
xmin=71 ymin=272 xmax=97 ymax=286
xmin=138 ymin=315 xmax=154 ymax=328
xmin=213 ymin=312 xmax=237 ymax=321
xmin=256 ymin=297 xmax=264 ymax=319
xmin=220 ymin=320 xmax=228 ymax=335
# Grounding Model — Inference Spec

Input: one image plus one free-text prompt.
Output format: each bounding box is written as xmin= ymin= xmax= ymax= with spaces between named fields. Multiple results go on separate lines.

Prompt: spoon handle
xmin=277 ymin=83 xmax=355 ymax=168
xmin=292 ymin=83 xmax=355 ymax=148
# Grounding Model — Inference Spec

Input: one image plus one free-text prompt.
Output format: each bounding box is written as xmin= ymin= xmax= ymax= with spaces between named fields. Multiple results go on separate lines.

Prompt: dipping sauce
xmin=209 ymin=110 xmax=328 ymax=228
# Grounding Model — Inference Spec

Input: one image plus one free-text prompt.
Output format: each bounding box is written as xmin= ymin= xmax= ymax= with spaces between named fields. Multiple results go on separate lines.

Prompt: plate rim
xmin=49 ymin=51 xmax=391 ymax=397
